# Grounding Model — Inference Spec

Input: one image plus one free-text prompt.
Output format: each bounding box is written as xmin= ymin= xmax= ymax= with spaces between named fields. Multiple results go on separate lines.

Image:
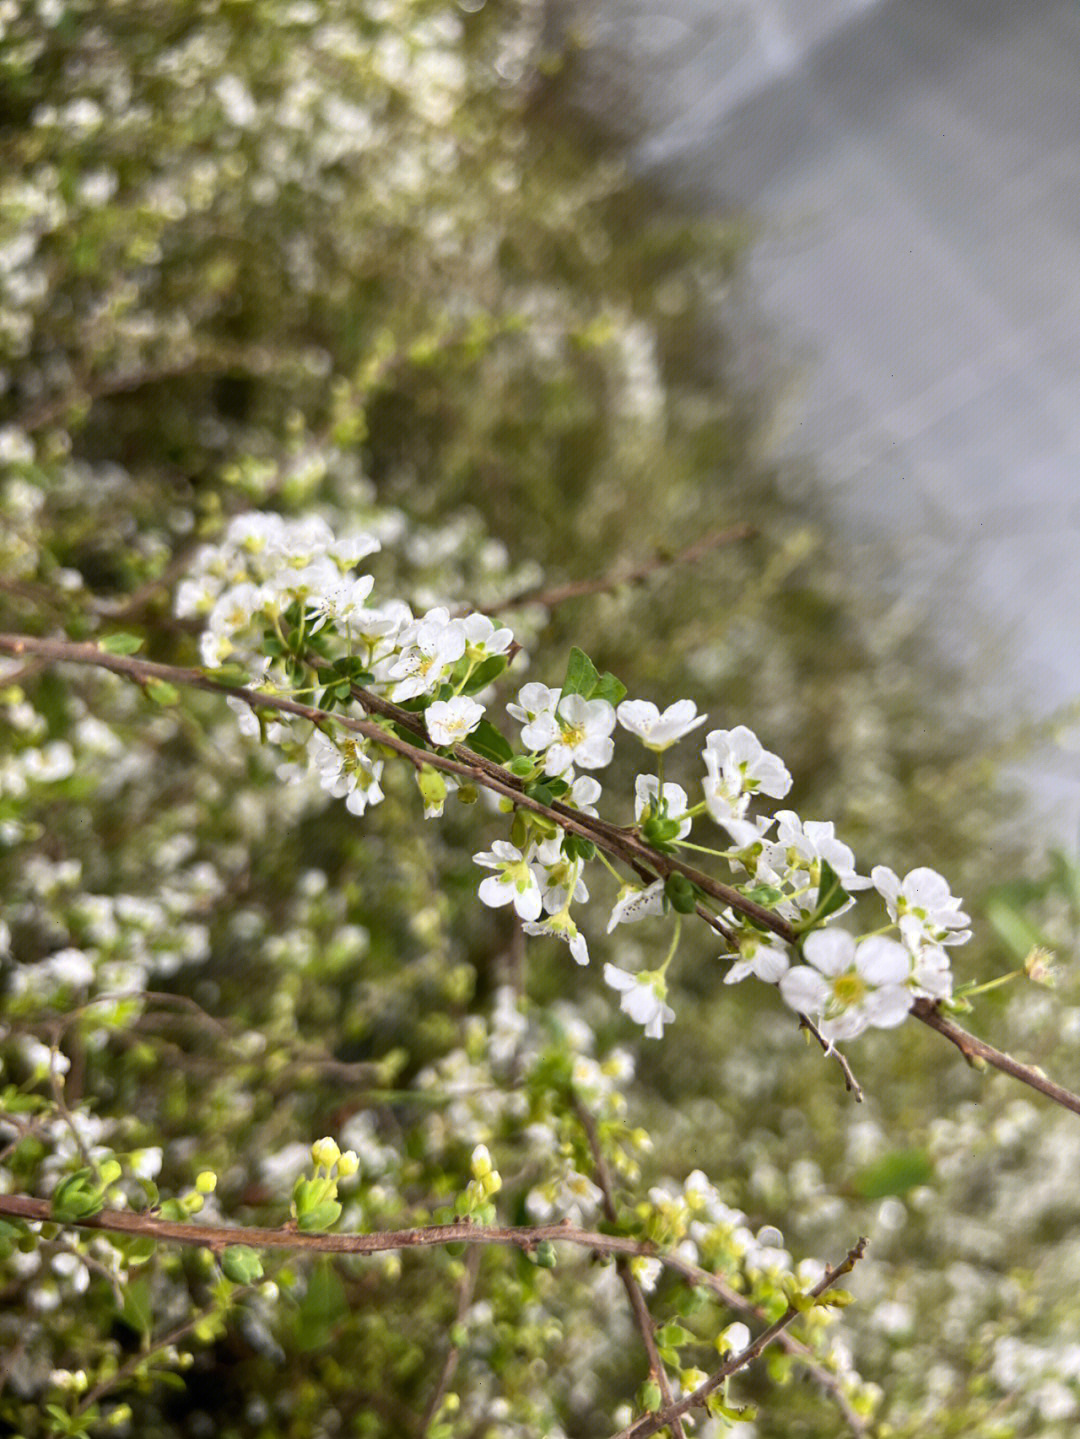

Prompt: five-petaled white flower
xmin=702 ymin=725 xmax=791 ymax=824
xmin=779 ymin=930 xmax=913 ymax=1042
xmin=604 ymin=964 xmax=676 ymax=1039
xmin=507 ymin=683 xmax=562 ymax=752
xmin=616 ymin=698 xmax=708 ymax=752
xmin=310 ymin=731 xmax=384 ymax=816
xmin=523 ymin=913 xmax=589 ymax=965
xmin=723 ymin=935 xmax=791 ymax=986
xmin=461 ymin=612 xmax=514 ymax=657
xmin=871 ymin=866 xmax=971 ymax=947
xmin=425 ymin=696 xmax=485 ymax=748
xmin=544 ymin=694 xmax=616 ymax=776
xmin=473 ymin=841 xmax=543 ymax=922
xmin=387 ymin=607 xmax=466 ymax=701
xmin=607 ymin=879 xmax=666 ymax=934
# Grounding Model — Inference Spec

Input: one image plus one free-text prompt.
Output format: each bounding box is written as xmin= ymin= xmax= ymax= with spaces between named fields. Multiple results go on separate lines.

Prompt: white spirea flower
xmin=616 ymin=698 xmax=708 ymax=752
xmin=508 ymin=682 xmax=562 ymax=751
xmin=523 ymin=913 xmax=589 ymax=965
xmin=425 ymin=696 xmax=485 ymax=747
xmin=607 ymin=879 xmax=666 ymax=933
xmin=544 ymin=694 xmax=616 ymax=775
xmin=306 ymin=573 xmax=375 ymax=632
xmin=387 ymin=607 xmax=466 ymax=701
xmin=719 ymin=1322 xmax=751 ymax=1353
xmin=473 ymin=841 xmax=543 ymax=922
xmin=461 ymin=612 xmax=514 ymax=656
xmin=529 ymin=835 xmax=588 ymax=912
xmin=603 ymin=964 xmax=675 ymax=1039
xmin=702 ymin=725 xmax=792 ymax=823
xmin=779 ymin=930 xmax=913 ymax=1042
xmin=723 ymin=935 xmax=790 ymax=986
xmin=871 ymin=866 xmax=972 ymax=946
xmin=769 ymin=810 xmax=871 ymax=894
xmin=309 ymin=731 xmax=384 ymax=816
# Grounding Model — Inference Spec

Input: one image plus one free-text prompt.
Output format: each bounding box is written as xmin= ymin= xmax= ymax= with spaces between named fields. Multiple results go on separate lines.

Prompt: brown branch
xmin=6 ymin=632 xmax=1080 ymax=1119
xmin=0 ymin=1193 xmax=724 ymax=1276
xmin=608 ymin=1237 xmax=868 ymax=1439
xmin=798 ymin=1013 xmax=864 ymax=1102
xmin=574 ymin=1097 xmax=687 ymax=1439
xmin=912 ymin=998 xmax=1080 ymax=1117
xmin=498 ymin=525 xmax=756 ymax=612
xmin=419 ymin=1246 xmax=482 ymax=1436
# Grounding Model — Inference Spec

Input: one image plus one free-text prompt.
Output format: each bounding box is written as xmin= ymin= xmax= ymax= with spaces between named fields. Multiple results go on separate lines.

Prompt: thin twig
xmin=574 ymin=1096 xmax=687 ymax=1439
xmin=0 ymin=1193 xmax=742 ymax=1277
xmin=608 ymin=1238 xmax=869 ymax=1439
xmin=419 ymin=1246 xmax=482 ymax=1436
xmin=497 ymin=525 xmax=756 ymax=612
xmin=6 ymin=631 xmax=1080 ymax=1119
xmin=798 ymin=1013 xmax=864 ymax=1102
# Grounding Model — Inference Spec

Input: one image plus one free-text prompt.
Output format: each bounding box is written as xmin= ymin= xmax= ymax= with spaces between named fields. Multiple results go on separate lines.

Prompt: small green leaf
xmin=742 ymin=883 xmax=785 ymax=908
xmin=222 ymin=1245 xmax=264 ymax=1285
xmin=560 ymin=646 xmax=599 ymax=700
xmin=508 ymin=755 xmax=536 ymax=777
xmin=525 ymin=782 xmax=555 ymax=807
xmin=812 ymin=860 xmax=849 ymax=922
xmin=98 ymin=633 xmax=143 ymax=655
xmin=851 ymin=1148 xmax=934 ymax=1200
xmin=201 ymin=663 xmax=251 ymax=686
xmin=466 ymin=719 xmax=514 ymax=764
xmin=655 ymin=1323 xmax=692 ymax=1348
xmin=145 ymin=679 xmax=180 ymax=706
xmin=533 ymin=1240 xmax=557 ymax=1268
xmin=119 ymin=1274 xmax=153 ymax=1336
xmin=591 ymin=671 xmax=627 ymax=707
xmin=461 ymin=655 xmax=508 ymax=694
xmin=296 ymin=1200 xmax=342 ymax=1232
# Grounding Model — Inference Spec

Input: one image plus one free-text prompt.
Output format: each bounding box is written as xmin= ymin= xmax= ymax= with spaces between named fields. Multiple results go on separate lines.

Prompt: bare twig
xmin=574 ymin=1097 xmax=687 ymax=1439
xmin=798 ymin=1013 xmax=864 ymax=1102
xmin=608 ymin=1237 xmax=869 ymax=1439
xmin=497 ymin=525 xmax=756 ymax=612
xmin=419 ymin=1246 xmax=482 ymax=1436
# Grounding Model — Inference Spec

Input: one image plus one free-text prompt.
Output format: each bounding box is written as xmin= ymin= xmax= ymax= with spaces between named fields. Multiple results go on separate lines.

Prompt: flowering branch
xmin=4 ymin=628 xmax=1080 ymax=1119
xmin=608 ymin=1237 xmax=869 ymax=1439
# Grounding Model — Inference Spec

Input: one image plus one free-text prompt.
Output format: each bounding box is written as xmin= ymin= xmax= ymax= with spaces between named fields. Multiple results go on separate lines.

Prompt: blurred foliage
xmin=2 ymin=1 xmax=1079 ymax=1437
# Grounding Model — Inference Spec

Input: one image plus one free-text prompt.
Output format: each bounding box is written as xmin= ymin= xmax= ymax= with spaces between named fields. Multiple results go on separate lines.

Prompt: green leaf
xmin=201 ymin=663 xmax=251 ymax=686
xmin=592 ymin=671 xmax=627 ymax=707
xmin=222 ymin=1245 xmax=264 ymax=1285
xmin=461 ymin=654 xmax=507 ymax=694
xmin=507 ymin=755 xmax=536 ymax=777
xmin=465 ymin=719 xmax=514 ymax=764
xmin=145 ymin=678 xmax=180 ymax=706
xmin=560 ymin=646 xmax=599 ymax=700
xmin=851 ymin=1148 xmax=934 ymax=1200
xmin=119 ymin=1274 xmax=153 ymax=1336
xmin=533 ymin=1240 xmax=557 ymax=1268
xmin=297 ymin=1200 xmax=342 ymax=1232
xmin=812 ymin=860 xmax=849 ymax=922
xmin=98 ymin=633 xmax=143 ymax=655
xmin=51 ymin=1170 xmax=105 ymax=1222
xmin=296 ymin=1260 xmax=348 ymax=1351
xmin=524 ymin=781 xmax=555 ymax=807
xmin=655 ymin=1323 xmax=692 ymax=1348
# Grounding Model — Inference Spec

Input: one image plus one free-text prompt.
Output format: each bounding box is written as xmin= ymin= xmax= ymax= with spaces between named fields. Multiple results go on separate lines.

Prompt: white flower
xmin=779 ymin=930 xmax=913 ymax=1042
xmin=473 ymin=841 xmax=543 ymax=922
xmin=718 ymin=1322 xmax=751 ymax=1354
xmin=508 ymin=683 xmax=562 ymax=752
xmin=529 ymin=835 xmax=588 ymax=912
xmin=544 ymin=694 xmax=616 ymax=775
xmin=309 ymin=731 xmax=384 ymax=816
xmin=616 ymin=698 xmax=708 ymax=752
xmin=909 ymin=943 xmax=953 ymax=999
xmin=631 ymin=1256 xmax=663 ymax=1292
xmin=607 ymin=879 xmax=666 ymax=933
xmin=634 ymin=776 xmax=692 ymax=840
xmin=604 ymin=964 xmax=675 ymax=1039
xmin=871 ymin=866 xmax=971 ymax=946
xmin=723 ymin=936 xmax=790 ymax=986
xmin=702 ymin=725 xmax=791 ymax=824
xmin=387 ymin=607 xmax=466 ymax=701
xmin=523 ymin=912 xmax=589 ymax=965
xmin=567 ymin=775 xmax=602 ymax=815
xmin=306 ymin=574 xmax=375 ymax=632
xmin=425 ymin=696 xmax=485 ymax=747
xmin=461 ymin=612 xmax=514 ymax=656
xmin=771 ymin=811 xmax=870 ymax=892
xmin=327 ymin=532 xmax=381 ymax=568
xmin=226 ymin=696 xmax=261 ymax=738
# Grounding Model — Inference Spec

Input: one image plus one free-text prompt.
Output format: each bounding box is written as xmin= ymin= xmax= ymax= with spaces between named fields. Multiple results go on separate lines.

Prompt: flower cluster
xmin=179 ymin=510 xmax=974 ymax=1050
